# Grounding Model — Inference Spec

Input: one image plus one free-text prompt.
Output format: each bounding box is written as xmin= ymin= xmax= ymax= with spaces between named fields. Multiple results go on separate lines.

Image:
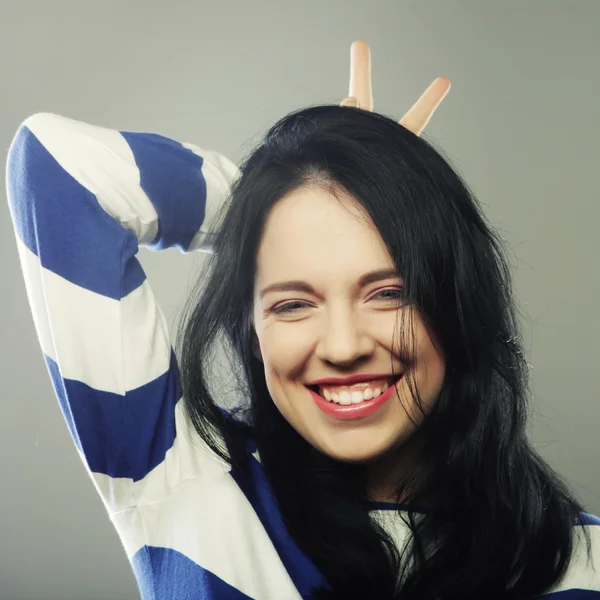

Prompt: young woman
xmin=6 ymin=42 xmax=599 ymax=600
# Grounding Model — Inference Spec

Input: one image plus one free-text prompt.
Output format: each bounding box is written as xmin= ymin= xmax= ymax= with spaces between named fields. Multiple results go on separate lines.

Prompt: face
xmin=252 ymin=185 xmax=446 ymax=498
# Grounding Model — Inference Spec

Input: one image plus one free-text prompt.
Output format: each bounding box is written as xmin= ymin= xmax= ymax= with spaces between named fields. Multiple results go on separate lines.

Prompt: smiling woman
xmin=251 ymin=184 xmax=445 ymax=475
xmin=174 ymin=104 xmax=597 ymax=599
xmin=6 ymin=48 xmax=598 ymax=600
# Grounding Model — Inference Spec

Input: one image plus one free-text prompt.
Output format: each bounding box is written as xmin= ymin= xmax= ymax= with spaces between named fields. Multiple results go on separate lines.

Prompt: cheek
xmin=409 ymin=322 xmax=446 ymax=401
xmin=260 ymin=326 xmax=312 ymax=374
xmin=260 ymin=341 xmax=300 ymax=402
xmin=424 ymin=357 xmax=446 ymax=407
xmin=425 ymin=332 xmax=446 ymax=379
xmin=259 ymin=333 xmax=314 ymax=418
xmin=420 ymin=345 xmax=446 ymax=411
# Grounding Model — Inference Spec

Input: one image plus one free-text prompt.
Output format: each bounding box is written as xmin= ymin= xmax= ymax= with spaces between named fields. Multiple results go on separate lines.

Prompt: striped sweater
xmin=6 ymin=112 xmax=600 ymax=599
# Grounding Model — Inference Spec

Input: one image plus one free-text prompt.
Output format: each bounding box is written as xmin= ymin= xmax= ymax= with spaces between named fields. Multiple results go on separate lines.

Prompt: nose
xmin=314 ymin=308 xmax=375 ymax=366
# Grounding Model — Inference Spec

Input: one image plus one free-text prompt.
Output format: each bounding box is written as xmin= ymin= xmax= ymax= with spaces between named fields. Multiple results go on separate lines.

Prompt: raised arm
xmin=6 ymin=113 xmax=239 ymax=512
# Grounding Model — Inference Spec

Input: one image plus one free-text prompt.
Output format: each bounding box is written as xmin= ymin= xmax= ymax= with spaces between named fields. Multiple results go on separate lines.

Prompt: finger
xmin=349 ymin=40 xmax=373 ymax=112
xmin=400 ymin=77 xmax=451 ymax=136
xmin=340 ymin=96 xmax=360 ymax=108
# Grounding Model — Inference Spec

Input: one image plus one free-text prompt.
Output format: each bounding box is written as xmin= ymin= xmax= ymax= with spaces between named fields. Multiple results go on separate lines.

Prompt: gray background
xmin=1 ymin=1 xmax=598 ymax=598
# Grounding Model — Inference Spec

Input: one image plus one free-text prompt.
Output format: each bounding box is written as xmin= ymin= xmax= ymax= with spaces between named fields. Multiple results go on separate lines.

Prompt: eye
xmin=270 ymin=287 xmax=405 ymax=314
xmin=271 ymin=301 xmax=309 ymax=315
xmin=372 ymin=287 xmax=405 ymax=301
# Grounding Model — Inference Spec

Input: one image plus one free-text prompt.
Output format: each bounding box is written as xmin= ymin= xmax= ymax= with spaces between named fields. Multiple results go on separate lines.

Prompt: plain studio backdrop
xmin=1 ymin=1 xmax=598 ymax=598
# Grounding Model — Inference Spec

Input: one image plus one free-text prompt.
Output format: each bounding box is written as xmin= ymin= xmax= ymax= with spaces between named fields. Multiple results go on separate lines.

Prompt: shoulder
xmin=544 ymin=511 xmax=600 ymax=596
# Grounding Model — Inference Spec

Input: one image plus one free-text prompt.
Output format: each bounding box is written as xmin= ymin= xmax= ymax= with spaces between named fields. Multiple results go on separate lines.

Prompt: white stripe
xmin=22 ymin=113 xmax=240 ymax=254
xmin=92 ymin=399 xmax=230 ymax=513
xmin=548 ymin=523 xmax=600 ymax=592
xmin=16 ymin=238 xmax=172 ymax=394
xmin=23 ymin=113 xmax=160 ymax=245
xmin=183 ymin=142 xmax=240 ymax=252
xmin=110 ymin=475 xmax=302 ymax=600
xmin=93 ymin=401 xmax=303 ymax=598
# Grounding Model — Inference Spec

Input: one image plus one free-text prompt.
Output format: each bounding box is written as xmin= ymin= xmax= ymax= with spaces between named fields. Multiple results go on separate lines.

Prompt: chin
xmin=316 ymin=437 xmax=398 ymax=465
xmin=310 ymin=422 xmax=419 ymax=468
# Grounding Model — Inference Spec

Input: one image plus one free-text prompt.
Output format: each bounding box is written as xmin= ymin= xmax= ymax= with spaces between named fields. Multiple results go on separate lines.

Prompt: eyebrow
xmin=259 ymin=268 xmax=401 ymax=300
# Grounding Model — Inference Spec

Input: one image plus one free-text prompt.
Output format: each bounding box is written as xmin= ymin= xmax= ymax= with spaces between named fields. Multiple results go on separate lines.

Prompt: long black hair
xmin=173 ymin=105 xmax=592 ymax=599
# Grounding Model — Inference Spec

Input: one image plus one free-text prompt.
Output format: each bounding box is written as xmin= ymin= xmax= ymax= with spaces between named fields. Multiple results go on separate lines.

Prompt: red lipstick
xmin=307 ymin=376 xmax=402 ymax=421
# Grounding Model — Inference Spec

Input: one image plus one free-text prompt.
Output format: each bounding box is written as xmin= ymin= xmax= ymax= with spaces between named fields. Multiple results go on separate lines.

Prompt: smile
xmin=306 ymin=375 xmax=404 ymax=421
xmin=310 ymin=378 xmax=398 ymax=405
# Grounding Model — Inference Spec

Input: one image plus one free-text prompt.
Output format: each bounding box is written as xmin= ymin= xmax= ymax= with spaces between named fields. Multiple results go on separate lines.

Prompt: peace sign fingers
xmin=339 ymin=41 xmax=450 ymax=137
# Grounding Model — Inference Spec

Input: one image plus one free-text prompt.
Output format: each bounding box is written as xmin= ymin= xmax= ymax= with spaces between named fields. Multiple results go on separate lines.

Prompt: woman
xmin=6 ymin=42 xmax=598 ymax=599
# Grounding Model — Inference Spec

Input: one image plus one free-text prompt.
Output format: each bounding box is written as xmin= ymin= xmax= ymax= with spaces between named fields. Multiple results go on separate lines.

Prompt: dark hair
xmin=174 ymin=105 xmax=592 ymax=599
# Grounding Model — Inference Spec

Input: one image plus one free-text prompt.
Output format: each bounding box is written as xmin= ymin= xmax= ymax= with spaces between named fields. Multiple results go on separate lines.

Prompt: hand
xmin=340 ymin=40 xmax=451 ymax=137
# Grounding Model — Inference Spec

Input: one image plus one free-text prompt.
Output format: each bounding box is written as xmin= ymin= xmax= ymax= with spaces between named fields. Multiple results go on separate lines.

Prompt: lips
xmin=307 ymin=375 xmax=403 ymax=420
xmin=306 ymin=376 xmax=400 ymax=398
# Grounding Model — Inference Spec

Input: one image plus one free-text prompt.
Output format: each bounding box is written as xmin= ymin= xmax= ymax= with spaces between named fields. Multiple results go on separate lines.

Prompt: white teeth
xmin=339 ymin=391 xmax=352 ymax=405
xmin=350 ymin=391 xmax=364 ymax=404
xmin=320 ymin=381 xmax=392 ymax=405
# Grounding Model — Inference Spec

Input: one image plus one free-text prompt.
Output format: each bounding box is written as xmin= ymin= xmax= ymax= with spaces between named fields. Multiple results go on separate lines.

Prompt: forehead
xmin=255 ymin=185 xmax=393 ymax=284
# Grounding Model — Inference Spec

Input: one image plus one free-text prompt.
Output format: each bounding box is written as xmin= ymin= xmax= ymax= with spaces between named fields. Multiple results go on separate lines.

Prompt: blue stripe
xmin=120 ymin=131 xmax=206 ymax=253
xmin=543 ymin=591 xmax=600 ymax=598
xmin=131 ymin=546 xmax=255 ymax=600
xmin=7 ymin=125 xmax=145 ymax=300
xmin=44 ymin=354 xmax=83 ymax=453
xmin=229 ymin=436 xmax=330 ymax=598
xmin=577 ymin=512 xmax=600 ymax=526
xmin=43 ymin=350 xmax=179 ymax=481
